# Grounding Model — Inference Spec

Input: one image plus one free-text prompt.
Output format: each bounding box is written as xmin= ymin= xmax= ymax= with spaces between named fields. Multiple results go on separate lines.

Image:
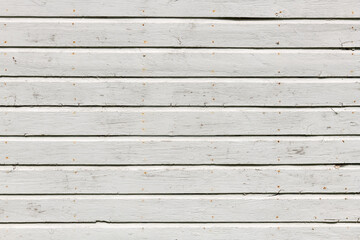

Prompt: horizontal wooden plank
xmin=1 ymin=137 xmax=360 ymax=165
xmin=1 ymin=19 xmax=359 ymax=48
xmin=1 ymin=107 xmax=360 ymax=135
xmin=0 ymin=0 xmax=359 ymax=18
xmin=1 ymin=49 xmax=359 ymax=77
xmin=0 ymin=195 xmax=358 ymax=222
xmin=2 ymin=223 xmax=360 ymax=240
xmin=0 ymin=166 xmax=359 ymax=193
xmin=1 ymin=78 xmax=360 ymax=106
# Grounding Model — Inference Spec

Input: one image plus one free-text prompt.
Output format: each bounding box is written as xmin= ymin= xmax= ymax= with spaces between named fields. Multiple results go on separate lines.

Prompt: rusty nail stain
xmin=4 ymin=141 xmax=7 ymax=144
xmin=72 ymin=23 xmax=74 ymax=26
xmin=72 ymin=52 xmax=75 ymax=55
xmin=277 ymin=185 xmax=280 ymax=188
xmin=73 ymin=9 xmax=76 ymax=12
xmin=143 ymin=54 xmax=146 ymax=57
xmin=72 ymin=158 xmax=76 ymax=162
xmin=211 ymin=40 xmax=215 ymax=43
xmin=142 ymin=24 xmax=145 ymax=26
xmin=144 ymin=40 xmax=148 ymax=44
xmin=5 ymin=157 xmax=8 ymax=159
xmin=4 ymin=69 xmax=7 ymax=71
xmin=142 ymin=10 xmax=145 ymax=13
xmin=73 ymin=41 xmax=76 ymax=44
xmin=342 ymin=140 xmax=345 ymax=143
xmin=276 ymin=216 xmax=279 ymax=219
xmin=4 ymin=41 xmax=7 ymax=44
xmin=212 ymin=10 xmax=216 ymax=13
xmin=144 ymin=171 xmax=147 ymax=174
xmin=323 ymin=187 xmax=327 ymax=190
xmin=211 ymin=25 xmax=214 ymax=27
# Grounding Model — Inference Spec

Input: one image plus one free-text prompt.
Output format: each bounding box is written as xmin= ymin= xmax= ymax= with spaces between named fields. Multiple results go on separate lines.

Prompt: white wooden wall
xmin=0 ymin=1 xmax=360 ymax=239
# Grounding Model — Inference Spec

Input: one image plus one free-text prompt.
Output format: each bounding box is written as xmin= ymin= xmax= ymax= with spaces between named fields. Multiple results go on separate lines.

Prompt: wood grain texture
xmin=1 ymin=107 xmax=360 ymax=136
xmin=1 ymin=19 xmax=359 ymax=48
xmin=0 ymin=0 xmax=359 ymax=18
xmin=0 ymin=166 xmax=358 ymax=194
xmin=1 ymin=137 xmax=360 ymax=165
xmin=2 ymin=223 xmax=360 ymax=240
xmin=0 ymin=195 xmax=359 ymax=222
xmin=1 ymin=49 xmax=359 ymax=77
xmin=1 ymin=78 xmax=360 ymax=106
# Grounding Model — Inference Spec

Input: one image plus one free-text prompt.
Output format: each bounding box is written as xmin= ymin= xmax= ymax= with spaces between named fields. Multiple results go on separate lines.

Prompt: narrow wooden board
xmin=0 ymin=166 xmax=359 ymax=193
xmin=1 ymin=19 xmax=359 ymax=48
xmin=1 ymin=49 xmax=359 ymax=77
xmin=1 ymin=137 xmax=360 ymax=165
xmin=0 ymin=0 xmax=359 ymax=18
xmin=0 ymin=195 xmax=358 ymax=222
xmin=2 ymin=223 xmax=360 ymax=240
xmin=1 ymin=107 xmax=360 ymax=136
xmin=1 ymin=78 xmax=360 ymax=106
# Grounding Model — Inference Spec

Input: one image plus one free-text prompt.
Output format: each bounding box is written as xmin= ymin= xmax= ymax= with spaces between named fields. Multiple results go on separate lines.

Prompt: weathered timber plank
xmin=0 ymin=166 xmax=359 ymax=193
xmin=1 ymin=19 xmax=359 ymax=48
xmin=1 ymin=78 xmax=360 ymax=106
xmin=0 ymin=195 xmax=358 ymax=222
xmin=0 ymin=0 xmax=358 ymax=18
xmin=1 ymin=49 xmax=359 ymax=77
xmin=0 ymin=107 xmax=360 ymax=135
xmin=1 ymin=137 xmax=359 ymax=165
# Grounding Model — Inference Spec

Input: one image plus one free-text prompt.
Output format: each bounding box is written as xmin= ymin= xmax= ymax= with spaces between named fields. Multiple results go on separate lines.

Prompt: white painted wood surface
xmin=1 ymin=137 xmax=360 ymax=165
xmin=1 ymin=107 xmax=359 ymax=135
xmin=1 ymin=78 xmax=360 ymax=106
xmin=1 ymin=0 xmax=359 ymax=236
xmin=1 ymin=49 xmax=359 ymax=77
xmin=0 ymin=166 xmax=358 ymax=194
xmin=0 ymin=195 xmax=359 ymax=222
xmin=4 ymin=223 xmax=360 ymax=240
xmin=1 ymin=19 xmax=359 ymax=48
xmin=0 ymin=0 xmax=359 ymax=18
xmin=2 ymin=223 xmax=360 ymax=240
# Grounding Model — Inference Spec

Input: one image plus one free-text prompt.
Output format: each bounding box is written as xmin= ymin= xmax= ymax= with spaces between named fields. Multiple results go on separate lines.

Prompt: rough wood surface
xmin=0 ymin=0 xmax=359 ymax=18
xmin=1 ymin=107 xmax=359 ymax=136
xmin=1 ymin=78 xmax=360 ymax=106
xmin=0 ymin=166 xmax=358 ymax=194
xmin=1 ymin=19 xmax=359 ymax=48
xmin=0 ymin=195 xmax=358 ymax=222
xmin=1 ymin=137 xmax=359 ymax=165
xmin=2 ymin=223 xmax=360 ymax=240
xmin=1 ymin=49 xmax=359 ymax=77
